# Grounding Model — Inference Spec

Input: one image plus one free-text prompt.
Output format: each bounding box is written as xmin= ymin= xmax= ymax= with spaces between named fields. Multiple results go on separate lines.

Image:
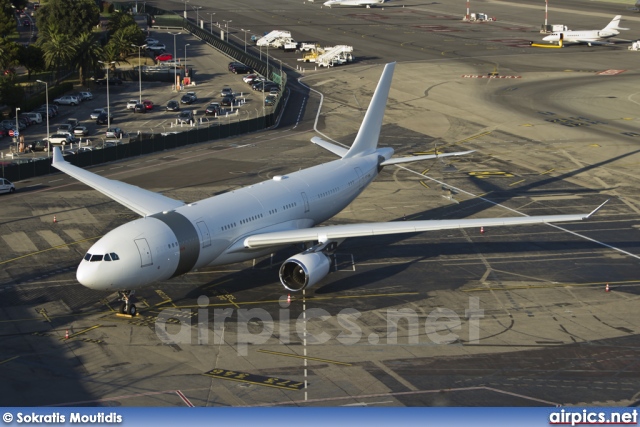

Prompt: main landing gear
xmin=118 ymin=290 xmax=137 ymax=316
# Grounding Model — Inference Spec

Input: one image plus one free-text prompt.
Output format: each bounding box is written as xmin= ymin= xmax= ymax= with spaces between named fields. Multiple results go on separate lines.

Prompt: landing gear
xmin=118 ymin=290 xmax=137 ymax=316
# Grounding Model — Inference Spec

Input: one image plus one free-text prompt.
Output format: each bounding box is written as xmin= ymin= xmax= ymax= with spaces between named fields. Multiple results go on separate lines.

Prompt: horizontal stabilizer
xmin=380 ymin=150 xmax=474 ymax=166
xmin=311 ymin=137 xmax=348 ymax=158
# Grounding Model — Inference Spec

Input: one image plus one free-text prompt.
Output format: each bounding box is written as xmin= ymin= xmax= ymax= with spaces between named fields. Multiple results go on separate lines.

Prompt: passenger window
xmin=110 ymin=252 xmax=120 ymax=261
xmin=104 ymin=254 xmax=112 ymax=261
xmin=84 ymin=253 xmax=91 ymax=261
xmin=90 ymin=254 xmax=103 ymax=262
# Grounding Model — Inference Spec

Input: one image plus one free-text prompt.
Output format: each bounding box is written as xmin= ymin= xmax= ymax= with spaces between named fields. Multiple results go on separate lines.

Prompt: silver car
xmin=90 ymin=109 xmax=106 ymax=120
xmin=0 ymin=178 xmax=15 ymax=194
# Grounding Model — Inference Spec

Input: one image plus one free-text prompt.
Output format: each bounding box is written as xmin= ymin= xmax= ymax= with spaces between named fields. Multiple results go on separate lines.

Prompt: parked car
xmin=0 ymin=178 xmax=15 ymax=194
xmin=231 ymin=64 xmax=252 ymax=74
xmin=94 ymin=77 xmax=123 ymax=85
xmin=106 ymin=127 xmax=124 ymax=138
xmin=53 ymin=95 xmax=80 ymax=106
xmin=269 ymin=87 xmax=281 ymax=96
xmin=205 ymin=102 xmax=221 ymax=116
xmin=57 ymin=124 xmax=74 ymax=133
xmin=90 ymin=108 xmax=106 ymax=120
xmin=147 ymin=44 xmax=166 ymax=52
xmin=166 ymin=100 xmax=180 ymax=111
xmin=155 ymin=53 xmax=173 ymax=62
xmin=47 ymin=133 xmax=76 ymax=147
xmin=221 ymin=87 xmax=234 ymax=97
xmin=177 ymin=110 xmax=194 ymax=124
xmin=180 ymin=92 xmax=197 ymax=104
xmin=22 ymin=112 xmax=42 ymax=124
xmin=79 ymin=91 xmax=93 ymax=101
xmin=221 ymin=95 xmax=235 ymax=107
xmin=145 ymin=37 xmax=160 ymax=45
xmin=133 ymin=103 xmax=146 ymax=113
xmin=126 ymin=100 xmax=139 ymax=110
xmin=96 ymin=111 xmax=114 ymax=125
xmin=243 ymin=74 xmax=261 ymax=83
xmin=73 ymin=126 xmax=89 ymax=136
xmin=0 ymin=128 xmax=6 ymax=138
xmin=265 ymin=95 xmax=277 ymax=106
xmin=228 ymin=61 xmax=244 ymax=71
xmin=142 ymin=100 xmax=154 ymax=110
xmin=27 ymin=140 xmax=49 ymax=152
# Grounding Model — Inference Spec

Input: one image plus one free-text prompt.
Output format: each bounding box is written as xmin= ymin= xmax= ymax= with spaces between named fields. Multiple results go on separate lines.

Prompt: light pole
xmin=182 ymin=0 xmax=189 ymax=19
xmin=223 ymin=19 xmax=232 ymax=41
xmin=98 ymin=60 xmax=116 ymax=129
xmin=241 ymin=28 xmax=250 ymax=53
xmin=184 ymin=43 xmax=190 ymax=75
xmin=15 ymin=107 xmax=20 ymax=153
xmin=131 ymin=44 xmax=147 ymax=103
xmin=36 ymin=80 xmax=49 ymax=157
xmin=192 ymin=5 xmax=202 ymax=27
xmin=168 ymin=32 xmax=182 ymax=91
xmin=206 ymin=12 xmax=215 ymax=33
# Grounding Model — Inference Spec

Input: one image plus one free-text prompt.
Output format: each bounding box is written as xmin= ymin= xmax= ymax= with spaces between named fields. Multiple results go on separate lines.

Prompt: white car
xmin=79 ymin=92 xmax=93 ymax=101
xmin=73 ymin=125 xmax=89 ymax=136
xmin=0 ymin=178 xmax=15 ymax=194
xmin=147 ymin=44 xmax=166 ymax=52
xmin=145 ymin=37 xmax=160 ymax=45
xmin=126 ymin=100 xmax=139 ymax=110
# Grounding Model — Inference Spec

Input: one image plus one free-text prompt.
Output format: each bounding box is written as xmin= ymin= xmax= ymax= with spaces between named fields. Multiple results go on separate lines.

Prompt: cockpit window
xmin=84 ymin=253 xmax=91 ymax=261
xmin=110 ymin=252 xmax=120 ymax=261
xmin=90 ymin=254 xmax=103 ymax=262
xmin=104 ymin=254 xmax=111 ymax=261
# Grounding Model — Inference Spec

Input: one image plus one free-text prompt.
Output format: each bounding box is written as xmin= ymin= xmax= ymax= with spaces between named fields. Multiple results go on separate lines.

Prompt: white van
xmin=22 ymin=112 xmax=42 ymax=124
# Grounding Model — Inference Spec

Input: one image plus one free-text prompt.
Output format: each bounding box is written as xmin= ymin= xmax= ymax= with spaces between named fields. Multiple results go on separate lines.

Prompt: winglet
xmin=52 ymin=146 xmax=65 ymax=164
xmin=343 ymin=62 xmax=396 ymax=159
xmin=585 ymin=199 xmax=609 ymax=219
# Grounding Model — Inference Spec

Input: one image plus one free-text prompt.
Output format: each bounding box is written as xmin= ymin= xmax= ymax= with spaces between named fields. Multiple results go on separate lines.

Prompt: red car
xmin=142 ymin=100 xmax=153 ymax=110
xmin=155 ymin=53 xmax=173 ymax=62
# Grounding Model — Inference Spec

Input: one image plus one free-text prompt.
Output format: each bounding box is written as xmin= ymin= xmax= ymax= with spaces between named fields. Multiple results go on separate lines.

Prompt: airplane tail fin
xmin=343 ymin=62 xmax=395 ymax=159
xmin=603 ymin=15 xmax=628 ymax=30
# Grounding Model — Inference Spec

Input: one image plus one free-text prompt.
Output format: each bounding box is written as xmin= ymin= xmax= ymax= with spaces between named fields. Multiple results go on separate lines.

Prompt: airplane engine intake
xmin=279 ymin=252 xmax=331 ymax=291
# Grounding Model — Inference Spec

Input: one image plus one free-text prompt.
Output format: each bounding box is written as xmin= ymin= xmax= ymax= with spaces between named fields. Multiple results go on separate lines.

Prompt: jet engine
xmin=279 ymin=251 xmax=331 ymax=291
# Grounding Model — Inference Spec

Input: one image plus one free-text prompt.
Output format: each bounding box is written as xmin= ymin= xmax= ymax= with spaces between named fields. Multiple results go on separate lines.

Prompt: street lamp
xmin=192 ymin=5 xmax=202 ymax=27
xmin=131 ymin=43 xmax=147 ymax=103
xmin=15 ymin=107 xmax=20 ymax=153
xmin=241 ymin=28 xmax=250 ymax=53
xmin=223 ymin=19 xmax=232 ymax=41
xmin=168 ymin=32 xmax=182 ymax=91
xmin=184 ymin=43 xmax=190 ymax=75
xmin=182 ymin=0 xmax=189 ymax=19
xmin=98 ymin=60 xmax=116 ymax=129
xmin=206 ymin=12 xmax=215 ymax=34
xmin=36 ymin=80 xmax=49 ymax=157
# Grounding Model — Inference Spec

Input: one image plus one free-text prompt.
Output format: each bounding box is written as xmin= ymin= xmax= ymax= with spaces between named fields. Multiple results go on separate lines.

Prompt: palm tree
xmin=39 ymin=24 xmax=76 ymax=80
xmin=73 ymin=32 xmax=103 ymax=85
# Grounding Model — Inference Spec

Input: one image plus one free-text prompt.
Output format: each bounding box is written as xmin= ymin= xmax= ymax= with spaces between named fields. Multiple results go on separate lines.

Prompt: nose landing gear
xmin=118 ymin=290 xmax=137 ymax=316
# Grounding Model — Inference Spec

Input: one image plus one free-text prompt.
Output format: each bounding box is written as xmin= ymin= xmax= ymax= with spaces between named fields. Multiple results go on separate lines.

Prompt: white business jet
xmin=52 ymin=62 xmax=604 ymax=315
xmin=323 ymin=0 xmax=389 ymax=8
xmin=542 ymin=15 xmax=629 ymax=46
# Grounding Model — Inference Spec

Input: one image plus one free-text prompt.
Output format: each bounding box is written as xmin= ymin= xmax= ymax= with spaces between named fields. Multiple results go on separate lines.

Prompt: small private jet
xmin=542 ymin=15 xmax=628 ymax=46
xmin=52 ymin=62 xmax=604 ymax=316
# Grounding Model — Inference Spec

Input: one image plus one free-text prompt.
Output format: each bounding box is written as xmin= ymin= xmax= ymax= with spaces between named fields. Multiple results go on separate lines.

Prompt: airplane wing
xmin=576 ymin=39 xmax=615 ymax=46
xmin=51 ymin=147 xmax=185 ymax=216
xmin=243 ymin=201 xmax=607 ymax=248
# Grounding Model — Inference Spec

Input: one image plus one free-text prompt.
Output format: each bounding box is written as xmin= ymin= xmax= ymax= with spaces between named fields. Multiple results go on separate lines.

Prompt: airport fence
xmin=1 ymin=4 xmax=287 ymax=182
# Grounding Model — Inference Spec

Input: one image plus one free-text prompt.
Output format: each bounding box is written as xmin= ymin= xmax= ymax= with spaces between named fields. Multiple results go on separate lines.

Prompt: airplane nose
xmin=76 ymin=260 xmax=113 ymax=290
xmin=542 ymin=35 xmax=553 ymax=41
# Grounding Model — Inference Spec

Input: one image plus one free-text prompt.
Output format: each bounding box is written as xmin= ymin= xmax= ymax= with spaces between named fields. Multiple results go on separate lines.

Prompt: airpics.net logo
xmin=549 ymin=409 xmax=638 ymax=426
xmin=154 ymin=295 xmax=484 ymax=355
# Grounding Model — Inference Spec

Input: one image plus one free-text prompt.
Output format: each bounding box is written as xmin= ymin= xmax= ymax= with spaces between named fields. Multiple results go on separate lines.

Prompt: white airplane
xmin=323 ymin=0 xmax=389 ymax=8
xmin=52 ymin=62 xmax=605 ymax=316
xmin=542 ymin=15 xmax=629 ymax=46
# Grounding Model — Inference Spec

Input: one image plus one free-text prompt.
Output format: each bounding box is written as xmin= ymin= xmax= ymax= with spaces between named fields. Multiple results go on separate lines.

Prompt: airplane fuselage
xmin=543 ymin=29 xmax=618 ymax=44
xmin=77 ymin=151 xmax=385 ymax=291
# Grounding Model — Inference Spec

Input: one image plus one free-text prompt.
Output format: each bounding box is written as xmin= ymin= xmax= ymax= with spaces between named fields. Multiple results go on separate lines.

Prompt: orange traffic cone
xmin=605 ymin=283 xmax=610 ymax=292
xmin=65 ymin=329 xmax=69 ymax=339
xmin=480 ymin=226 xmax=485 ymax=234
xmin=53 ymin=215 xmax=57 ymax=223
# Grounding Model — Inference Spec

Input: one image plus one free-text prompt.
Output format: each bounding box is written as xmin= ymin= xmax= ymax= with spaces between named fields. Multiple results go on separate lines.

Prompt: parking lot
xmin=1 ymin=31 xmax=277 ymax=162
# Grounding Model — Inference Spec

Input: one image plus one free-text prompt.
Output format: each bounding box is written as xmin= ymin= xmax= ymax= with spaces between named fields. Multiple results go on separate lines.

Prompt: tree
xmin=73 ymin=32 xmax=103 ymax=85
xmin=40 ymin=30 xmax=76 ymax=79
xmin=107 ymin=12 xmax=136 ymax=36
xmin=37 ymin=0 xmax=100 ymax=39
xmin=0 ymin=78 xmax=25 ymax=109
xmin=0 ymin=38 xmax=20 ymax=71
xmin=0 ymin=0 xmax=18 ymax=38
xmin=18 ymin=44 xmax=45 ymax=80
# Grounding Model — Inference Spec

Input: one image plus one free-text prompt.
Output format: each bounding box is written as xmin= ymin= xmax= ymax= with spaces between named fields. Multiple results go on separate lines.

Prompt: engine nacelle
xmin=279 ymin=252 xmax=331 ymax=291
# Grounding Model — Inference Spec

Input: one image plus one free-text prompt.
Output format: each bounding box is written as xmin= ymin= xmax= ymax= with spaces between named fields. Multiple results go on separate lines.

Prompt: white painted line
xmin=27 ymin=183 xmax=43 ymax=188
xmin=48 ymin=179 xmax=63 ymax=183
